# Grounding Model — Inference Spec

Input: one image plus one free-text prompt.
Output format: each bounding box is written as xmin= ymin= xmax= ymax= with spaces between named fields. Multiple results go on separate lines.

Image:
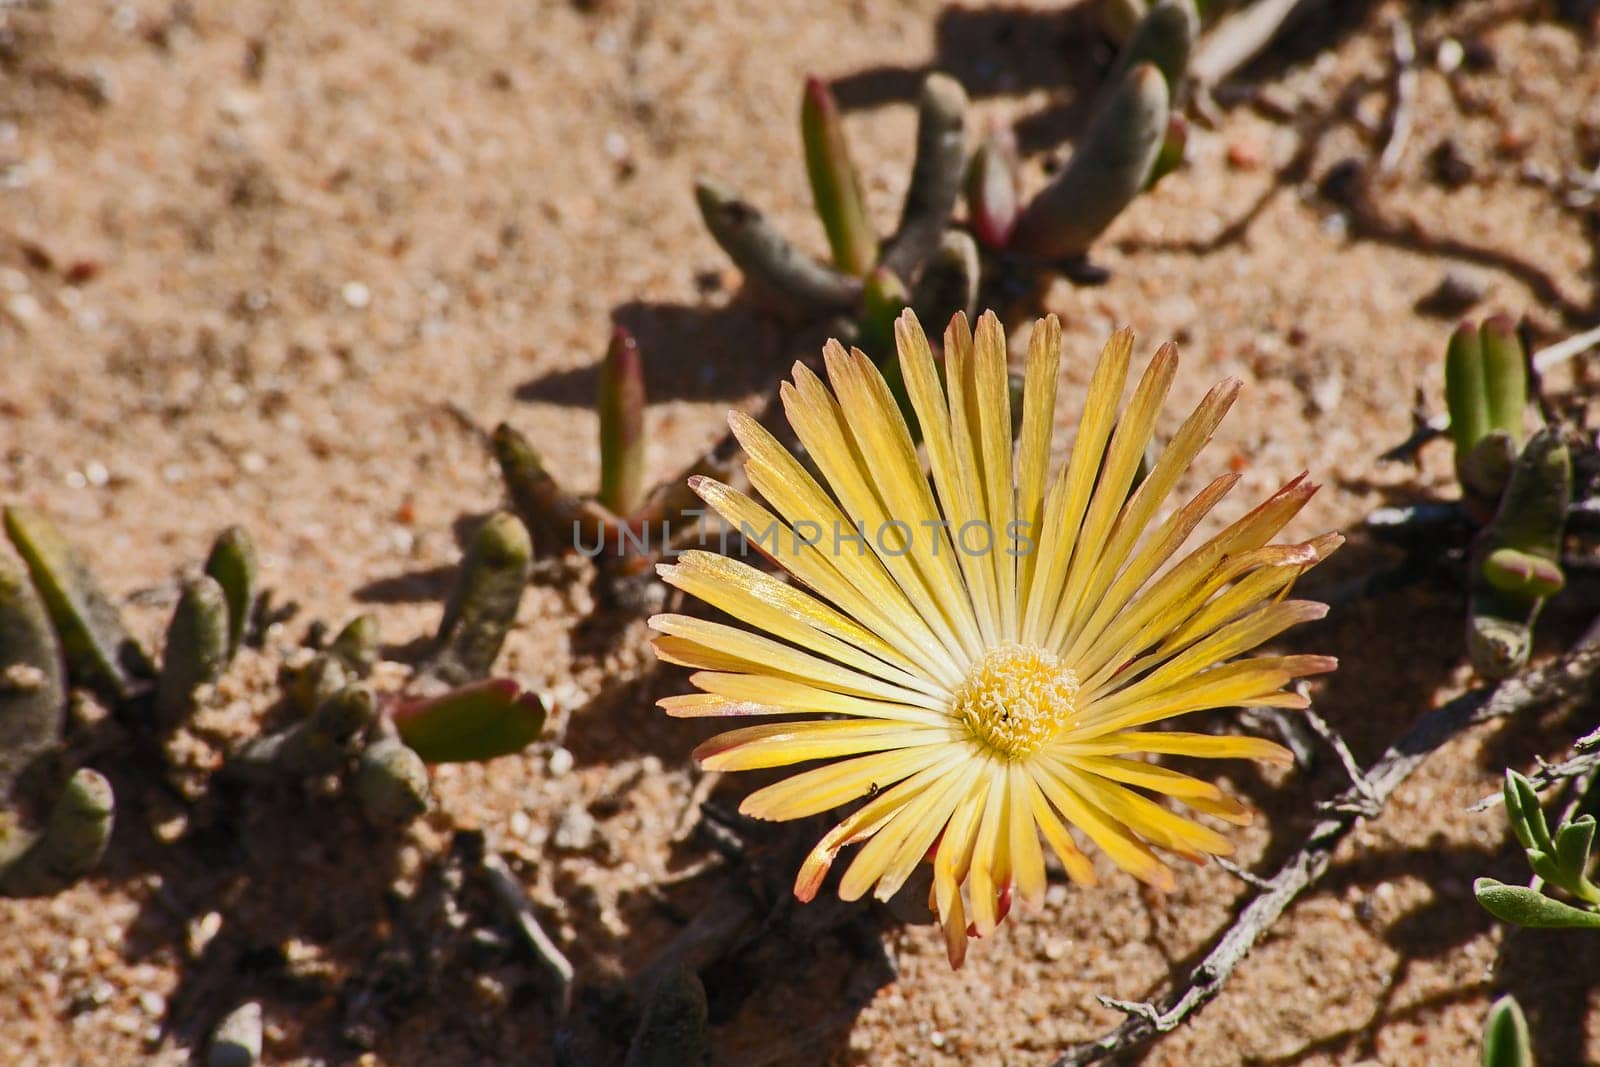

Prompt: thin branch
xmin=1470 ymin=724 xmax=1600 ymax=811
xmin=1533 ymin=322 xmax=1600 ymax=375
xmin=1303 ymin=705 xmax=1381 ymax=816
xmin=1213 ymin=856 xmax=1276 ymax=890
xmin=482 ymin=850 xmax=575 ymax=1016
xmin=1377 ymin=18 xmax=1417 ymax=174
xmin=1050 ymin=616 xmax=1600 ymax=1066
xmin=1191 ymin=0 xmax=1328 ymax=91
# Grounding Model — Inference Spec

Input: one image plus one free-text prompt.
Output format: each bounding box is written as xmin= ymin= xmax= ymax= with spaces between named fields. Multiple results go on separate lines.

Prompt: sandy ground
xmin=2 ymin=0 xmax=1600 ymax=1063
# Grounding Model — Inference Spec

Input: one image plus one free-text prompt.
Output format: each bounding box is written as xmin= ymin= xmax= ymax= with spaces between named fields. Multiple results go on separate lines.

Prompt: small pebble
xmin=1429 ymin=139 xmax=1475 ymax=189
xmin=552 ymin=807 xmax=597 ymax=852
xmin=1416 ymin=269 xmax=1488 ymax=317
xmin=547 ymin=746 xmax=574 ymax=776
xmin=341 ymin=281 xmax=371 ymax=309
xmin=1226 ymin=138 xmax=1265 ymax=171
xmin=1435 ymin=38 xmax=1464 ymax=74
xmin=208 ymin=1001 xmax=263 ymax=1067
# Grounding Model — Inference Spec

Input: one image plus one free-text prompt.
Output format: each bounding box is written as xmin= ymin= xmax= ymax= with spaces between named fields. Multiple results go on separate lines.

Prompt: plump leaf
xmin=393 ymin=678 xmax=547 ymax=764
xmin=801 ymin=75 xmax=878 ymax=276
xmin=4 ymin=506 xmax=154 ymax=702
xmin=1553 ymin=816 xmax=1596 ymax=885
xmin=598 ymin=326 xmax=648 ymax=517
xmin=1474 ymin=878 xmax=1600 ymax=929
xmin=1482 ymin=995 xmax=1533 ymax=1067
xmin=156 ymin=576 xmax=229 ymax=727
xmin=203 ymin=525 xmax=256 ymax=661
xmin=0 ymin=559 xmax=65 ymax=796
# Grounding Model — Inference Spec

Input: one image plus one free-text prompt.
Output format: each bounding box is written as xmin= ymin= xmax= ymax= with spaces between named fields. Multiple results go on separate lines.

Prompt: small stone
xmin=5 ymin=293 xmax=42 ymax=329
xmin=1429 ymin=139 xmax=1475 ymax=189
xmin=1225 ymin=137 xmax=1265 ymax=171
xmin=1435 ymin=38 xmax=1464 ymax=74
xmin=1416 ymin=270 xmax=1488 ymax=317
xmin=551 ymin=807 xmax=597 ymax=852
xmin=1 ymin=663 xmax=46 ymax=691
xmin=546 ymin=746 xmax=574 ymax=776
xmin=208 ymin=1001 xmax=263 ymax=1067
xmin=340 ymin=281 xmax=371 ymax=309
xmin=187 ymin=912 xmax=223 ymax=958
xmin=138 ymin=991 xmax=166 ymax=1017
xmin=508 ymin=809 xmax=532 ymax=839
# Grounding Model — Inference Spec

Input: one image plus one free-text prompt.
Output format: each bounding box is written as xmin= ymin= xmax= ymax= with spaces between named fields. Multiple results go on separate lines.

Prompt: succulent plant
xmin=696 ymin=71 xmax=969 ymax=331
xmin=496 ymin=333 xmax=712 ymax=598
xmin=1475 ymin=769 xmax=1600 ymax=929
xmin=420 ymin=511 xmax=534 ymax=687
xmin=1467 ymin=428 xmax=1570 ymax=679
xmin=4 ymin=505 xmax=155 ymax=704
xmin=968 ymin=2 xmax=1195 ymax=271
xmin=598 ymin=326 xmax=648 ymax=519
xmin=1447 ymin=317 xmax=1529 ymax=515
xmin=231 ymin=509 xmax=545 ymax=823
xmin=0 ymin=557 xmax=113 ymax=896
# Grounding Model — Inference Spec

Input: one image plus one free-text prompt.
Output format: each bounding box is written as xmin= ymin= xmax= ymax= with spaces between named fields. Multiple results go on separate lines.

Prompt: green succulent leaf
xmin=1482 ymin=994 xmax=1533 ymax=1067
xmin=1507 ymin=771 xmax=1551 ymax=853
xmin=1474 ymin=878 xmax=1600 ymax=929
xmin=393 ymin=678 xmax=547 ymax=764
xmin=4 ymin=506 xmax=155 ymax=702
xmin=1552 ymin=816 xmax=1596 ymax=884
xmin=801 ymin=75 xmax=877 ymax=276
xmin=203 ymin=525 xmax=256 ymax=661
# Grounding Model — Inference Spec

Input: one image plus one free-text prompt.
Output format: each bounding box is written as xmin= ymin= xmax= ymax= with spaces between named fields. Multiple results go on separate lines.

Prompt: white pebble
xmin=547 ymin=747 xmax=574 ymax=776
xmin=341 ymin=281 xmax=371 ymax=309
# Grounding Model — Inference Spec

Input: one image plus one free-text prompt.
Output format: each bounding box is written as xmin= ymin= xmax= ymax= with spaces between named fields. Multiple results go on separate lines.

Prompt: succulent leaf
xmin=0 ymin=559 xmax=65 ymax=797
xmin=966 ymin=125 xmax=1022 ymax=250
xmin=598 ymin=326 xmax=648 ymax=517
xmin=203 ymin=525 xmax=257 ymax=661
xmin=1008 ymin=63 xmax=1170 ymax=259
xmin=424 ymin=511 xmax=533 ymax=685
xmin=232 ymin=684 xmax=375 ymax=780
xmin=494 ymin=422 xmax=614 ymax=555
xmin=0 ymin=768 xmax=114 ymax=897
xmin=327 ymin=613 xmax=380 ymax=677
xmin=1467 ymin=431 xmax=1570 ymax=679
xmin=881 ymin=73 xmax=969 ymax=279
xmin=1481 ymin=995 xmax=1533 ymax=1067
xmin=392 ymin=678 xmax=546 ymax=764
xmin=356 ymin=735 xmax=431 ymax=824
xmin=694 ymin=178 xmax=863 ymax=317
xmin=1475 ymin=877 xmax=1600 ymax=929
xmin=801 ymin=75 xmax=878 ymax=276
xmin=1110 ymin=0 xmax=1198 ymax=96
xmin=911 ymin=230 xmax=981 ymax=330
xmin=4 ymin=506 xmax=155 ymax=702
xmin=156 ymin=576 xmax=230 ymax=727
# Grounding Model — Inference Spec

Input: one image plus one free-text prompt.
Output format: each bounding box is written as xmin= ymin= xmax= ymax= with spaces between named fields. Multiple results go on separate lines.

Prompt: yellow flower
xmin=651 ymin=311 xmax=1338 ymax=967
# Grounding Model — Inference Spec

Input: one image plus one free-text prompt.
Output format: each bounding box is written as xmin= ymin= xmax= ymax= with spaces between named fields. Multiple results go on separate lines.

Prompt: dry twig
xmin=1470 ymin=724 xmax=1600 ymax=811
xmin=482 ymin=850 xmax=575 ymax=1016
xmin=1377 ymin=18 xmax=1417 ymax=175
xmin=1191 ymin=0 xmax=1327 ymax=91
xmin=1050 ymin=616 xmax=1600 ymax=1066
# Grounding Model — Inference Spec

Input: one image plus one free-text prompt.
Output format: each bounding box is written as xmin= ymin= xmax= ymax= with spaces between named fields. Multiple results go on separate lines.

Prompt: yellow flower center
xmin=953 ymin=643 xmax=1080 ymax=759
